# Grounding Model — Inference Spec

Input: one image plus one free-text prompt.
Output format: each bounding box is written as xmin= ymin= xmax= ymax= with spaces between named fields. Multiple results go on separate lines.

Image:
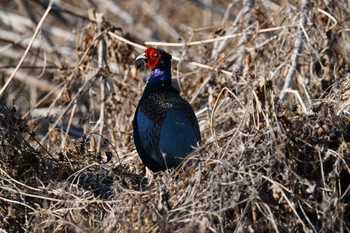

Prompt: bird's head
xmin=136 ymin=47 xmax=172 ymax=70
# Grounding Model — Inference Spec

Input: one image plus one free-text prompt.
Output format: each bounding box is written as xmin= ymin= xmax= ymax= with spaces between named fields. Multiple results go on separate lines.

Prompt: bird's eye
xmin=153 ymin=52 xmax=158 ymax=57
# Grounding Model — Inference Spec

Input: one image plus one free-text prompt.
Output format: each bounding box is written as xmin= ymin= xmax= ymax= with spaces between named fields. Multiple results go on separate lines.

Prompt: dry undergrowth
xmin=1 ymin=0 xmax=350 ymax=232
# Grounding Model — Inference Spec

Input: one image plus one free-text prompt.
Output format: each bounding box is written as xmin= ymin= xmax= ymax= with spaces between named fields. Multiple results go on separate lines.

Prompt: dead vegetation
xmin=1 ymin=0 xmax=350 ymax=232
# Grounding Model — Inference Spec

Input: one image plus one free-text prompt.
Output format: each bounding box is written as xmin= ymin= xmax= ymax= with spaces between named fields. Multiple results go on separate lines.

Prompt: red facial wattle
xmin=144 ymin=48 xmax=162 ymax=69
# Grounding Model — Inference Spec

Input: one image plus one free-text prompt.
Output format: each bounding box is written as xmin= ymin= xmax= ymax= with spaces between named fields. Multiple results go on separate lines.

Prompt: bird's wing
xmin=136 ymin=109 xmax=166 ymax=168
xmin=174 ymin=97 xmax=201 ymax=144
xmin=159 ymin=108 xmax=199 ymax=167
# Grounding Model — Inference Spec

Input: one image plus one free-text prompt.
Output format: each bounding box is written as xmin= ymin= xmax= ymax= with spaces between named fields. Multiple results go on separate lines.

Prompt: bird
xmin=133 ymin=47 xmax=201 ymax=172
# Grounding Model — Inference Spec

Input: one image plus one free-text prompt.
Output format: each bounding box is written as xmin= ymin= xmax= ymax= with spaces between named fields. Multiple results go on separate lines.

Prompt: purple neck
xmin=148 ymin=68 xmax=171 ymax=85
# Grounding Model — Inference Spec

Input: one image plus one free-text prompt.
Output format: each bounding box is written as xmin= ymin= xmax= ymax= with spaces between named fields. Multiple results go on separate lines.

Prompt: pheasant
xmin=133 ymin=47 xmax=201 ymax=172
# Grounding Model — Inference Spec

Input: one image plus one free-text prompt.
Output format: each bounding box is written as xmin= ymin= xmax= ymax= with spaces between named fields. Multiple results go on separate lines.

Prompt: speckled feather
xmin=140 ymin=91 xmax=198 ymax=128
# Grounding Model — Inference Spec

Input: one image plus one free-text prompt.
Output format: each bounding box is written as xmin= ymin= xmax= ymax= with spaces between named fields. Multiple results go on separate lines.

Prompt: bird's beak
xmin=135 ymin=53 xmax=148 ymax=62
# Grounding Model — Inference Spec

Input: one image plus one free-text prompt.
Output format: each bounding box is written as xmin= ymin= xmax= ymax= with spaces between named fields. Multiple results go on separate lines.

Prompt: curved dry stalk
xmin=108 ymin=31 xmax=234 ymax=76
xmin=145 ymin=26 xmax=286 ymax=47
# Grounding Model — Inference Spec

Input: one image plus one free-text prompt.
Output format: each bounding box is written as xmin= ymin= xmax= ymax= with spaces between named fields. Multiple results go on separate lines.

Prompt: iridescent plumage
xmin=133 ymin=48 xmax=201 ymax=172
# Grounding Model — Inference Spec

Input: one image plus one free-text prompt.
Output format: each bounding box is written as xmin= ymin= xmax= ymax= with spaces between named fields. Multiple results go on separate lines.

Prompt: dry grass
xmin=1 ymin=0 xmax=350 ymax=232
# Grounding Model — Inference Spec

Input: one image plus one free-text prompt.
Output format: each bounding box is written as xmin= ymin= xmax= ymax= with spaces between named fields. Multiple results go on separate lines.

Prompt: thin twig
xmin=280 ymin=88 xmax=309 ymax=114
xmin=0 ymin=0 xmax=54 ymax=95
xmin=279 ymin=0 xmax=310 ymax=100
xmin=0 ymin=66 xmax=57 ymax=93
xmin=145 ymin=27 xmax=286 ymax=47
